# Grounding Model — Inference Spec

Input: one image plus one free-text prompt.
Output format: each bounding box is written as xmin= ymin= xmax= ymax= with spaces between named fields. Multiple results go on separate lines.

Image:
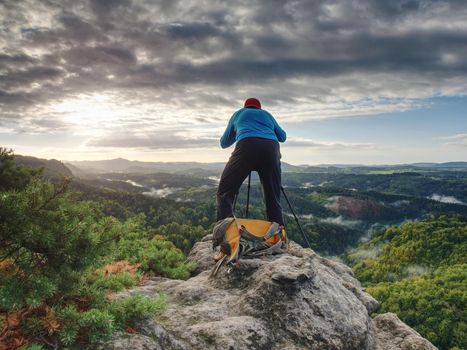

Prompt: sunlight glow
xmin=50 ymin=93 xmax=130 ymax=131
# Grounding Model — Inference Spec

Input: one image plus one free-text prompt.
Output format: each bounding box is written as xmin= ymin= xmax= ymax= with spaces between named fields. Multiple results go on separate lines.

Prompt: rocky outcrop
xmin=101 ymin=235 xmax=437 ymax=350
xmin=373 ymin=313 xmax=437 ymax=350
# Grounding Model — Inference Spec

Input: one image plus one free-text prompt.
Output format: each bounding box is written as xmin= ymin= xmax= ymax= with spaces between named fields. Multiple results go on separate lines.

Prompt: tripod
xmin=233 ymin=172 xmax=311 ymax=248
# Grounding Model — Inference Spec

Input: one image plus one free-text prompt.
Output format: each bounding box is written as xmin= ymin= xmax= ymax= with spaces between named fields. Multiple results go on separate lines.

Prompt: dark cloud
xmin=89 ymin=0 xmax=132 ymax=16
xmin=62 ymin=45 xmax=136 ymax=67
xmin=1 ymin=0 xmax=467 ymax=130
xmin=20 ymin=117 xmax=73 ymax=132
xmin=0 ymin=53 xmax=37 ymax=66
xmin=1 ymin=66 xmax=64 ymax=89
xmin=165 ymin=22 xmax=222 ymax=40
xmin=22 ymin=14 xmax=104 ymax=45
xmin=370 ymin=0 xmax=421 ymax=18
xmin=0 ymin=89 xmax=36 ymax=106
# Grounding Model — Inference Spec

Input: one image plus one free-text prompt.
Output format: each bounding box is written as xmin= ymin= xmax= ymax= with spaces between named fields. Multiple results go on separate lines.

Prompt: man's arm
xmin=268 ymin=112 xmax=286 ymax=142
xmin=220 ymin=112 xmax=237 ymax=148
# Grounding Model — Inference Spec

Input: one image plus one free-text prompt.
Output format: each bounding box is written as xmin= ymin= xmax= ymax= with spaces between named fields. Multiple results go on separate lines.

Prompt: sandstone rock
xmin=102 ymin=237 xmax=437 ymax=350
xmin=373 ymin=313 xmax=438 ymax=350
xmin=101 ymin=333 xmax=163 ymax=350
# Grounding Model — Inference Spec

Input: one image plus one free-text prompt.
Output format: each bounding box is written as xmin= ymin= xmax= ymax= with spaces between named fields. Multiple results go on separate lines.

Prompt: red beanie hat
xmin=244 ymin=97 xmax=261 ymax=109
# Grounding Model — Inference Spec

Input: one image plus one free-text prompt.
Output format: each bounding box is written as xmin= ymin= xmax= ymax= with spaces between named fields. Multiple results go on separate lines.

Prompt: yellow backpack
xmin=211 ymin=216 xmax=288 ymax=276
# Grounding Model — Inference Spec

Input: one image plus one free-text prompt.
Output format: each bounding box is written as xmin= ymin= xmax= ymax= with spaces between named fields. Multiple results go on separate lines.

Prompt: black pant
xmin=216 ymin=137 xmax=284 ymax=225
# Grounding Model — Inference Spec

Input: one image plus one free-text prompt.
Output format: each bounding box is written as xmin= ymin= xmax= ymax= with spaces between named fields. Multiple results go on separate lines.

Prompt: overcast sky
xmin=1 ymin=0 xmax=466 ymax=164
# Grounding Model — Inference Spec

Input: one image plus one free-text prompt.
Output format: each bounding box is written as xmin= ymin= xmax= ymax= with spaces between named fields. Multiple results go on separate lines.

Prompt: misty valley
xmin=63 ymin=157 xmax=467 ymax=256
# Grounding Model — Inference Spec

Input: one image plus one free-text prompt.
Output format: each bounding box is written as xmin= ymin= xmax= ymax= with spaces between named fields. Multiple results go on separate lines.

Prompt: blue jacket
xmin=220 ymin=108 xmax=287 ymax=149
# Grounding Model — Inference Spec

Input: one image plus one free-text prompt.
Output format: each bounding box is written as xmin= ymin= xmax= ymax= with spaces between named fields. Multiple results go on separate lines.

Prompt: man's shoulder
xmin=240 ymin=108 xmax=272 ymax=114
xmin=256 ymin=109 xmax=274 ymax=120
xmin=235 ymin=108 xmax=273 ymax=119
xmin=233 ymin=108 xmax=246 ymax=117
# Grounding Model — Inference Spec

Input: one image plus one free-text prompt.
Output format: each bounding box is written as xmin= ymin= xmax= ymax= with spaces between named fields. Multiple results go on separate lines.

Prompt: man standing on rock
xmin=216 ymin=97 xmax=287 ymax=226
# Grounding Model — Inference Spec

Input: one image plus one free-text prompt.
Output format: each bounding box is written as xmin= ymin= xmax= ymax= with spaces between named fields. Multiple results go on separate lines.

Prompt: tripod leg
xmin=281 ymin=186 xmax=312 ymax=249
xmin=233 ymin=191 xmax=239 ymax=214
xmin=245 ymin=172 xmax=251 ymax=218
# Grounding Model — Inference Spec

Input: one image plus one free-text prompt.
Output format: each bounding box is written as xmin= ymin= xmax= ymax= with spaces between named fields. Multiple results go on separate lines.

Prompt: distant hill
xmin=317 ymin=162 xmax=467 ymax=170
xmin=64 ymin=162 xmax=91 ymax=177
xmin=68 ymin=158 xmax=226 ymax=174
xmin=430 ymin=162 xmax=467 ymax=169
xmin=63 ymin=157 xmax=467 ymax=177
xmin=15 ymin=155 xmax=73 ymax=178
xmin=68 ymin=158 xmax=306 ymax=175
xmin=403 ymin=162 xmax=467 ymax=169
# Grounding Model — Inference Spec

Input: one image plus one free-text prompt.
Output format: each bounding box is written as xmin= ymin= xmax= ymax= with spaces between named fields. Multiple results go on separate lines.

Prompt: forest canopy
xmin=346 ymin=215 xmax=467 ymax=350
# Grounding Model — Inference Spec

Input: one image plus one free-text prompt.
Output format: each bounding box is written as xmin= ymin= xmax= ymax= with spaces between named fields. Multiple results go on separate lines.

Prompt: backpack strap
xmin=262 ymin=222 xmax=281 ymax=241
xmin=232 ymin=213 xmax=243 ymax=231
xmin=236 ymin=222 xmax=283 ymax=258
xmin=212 ymin=217 xmax=235 ymax=250
xmin=248 ymin=238 xmax=284 ymax=256
xmin=210 ymin=253 xmax=227 ymax=277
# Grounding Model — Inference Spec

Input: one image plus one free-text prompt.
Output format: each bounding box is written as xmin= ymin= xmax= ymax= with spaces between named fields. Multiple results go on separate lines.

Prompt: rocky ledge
xmin=101 ymin=235 xmax=437 ymax=350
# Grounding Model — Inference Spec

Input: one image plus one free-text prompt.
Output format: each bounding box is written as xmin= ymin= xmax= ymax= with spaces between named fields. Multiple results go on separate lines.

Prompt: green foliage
xmin=54 ymin=304 xmax=81 ymax=346
xmin=282 ymin=171 xmax=467 ymax=204
xmin=75 ymin=183 xmax=216 ymax=231
xmin=347 ymin=215 xmax=467 ymax=350
xmin=113 ymin=233 xmax=194 ymax=279
xmin=306 ymin=221 xmax=361 ymax=255
xmin=368 ymin=264 xmax=466 ymax=350
xmin=348 ymin=214 xmax=467 ymax=283
xmin=0 ymin=177 xmax=122 ymax=310
xmin=155 ymin=222 xmax=208 ymax=254
xmin=55 ymin=293 xmax=165 ymax=346
xmin=106 ymin=292 xmax=166 ymax=328
xmin=77 ymin=308 xmax=116 ymax=344
xmin=19 ymin=344 xmax=45 ymax=350
xmin=13 ymin=154 xmax=73 ymax=179
xmin=0 ymin=147 xmax=40 ymax=191
xmin=87 ymin=271 xmax=141 ymax=292
xmin=55 ymin=304 xmax=116 ymax=345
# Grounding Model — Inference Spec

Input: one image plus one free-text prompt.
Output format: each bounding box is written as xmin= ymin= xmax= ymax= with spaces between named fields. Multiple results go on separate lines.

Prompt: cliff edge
xmin=101 ymin=235 xmax=437 ymax=350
